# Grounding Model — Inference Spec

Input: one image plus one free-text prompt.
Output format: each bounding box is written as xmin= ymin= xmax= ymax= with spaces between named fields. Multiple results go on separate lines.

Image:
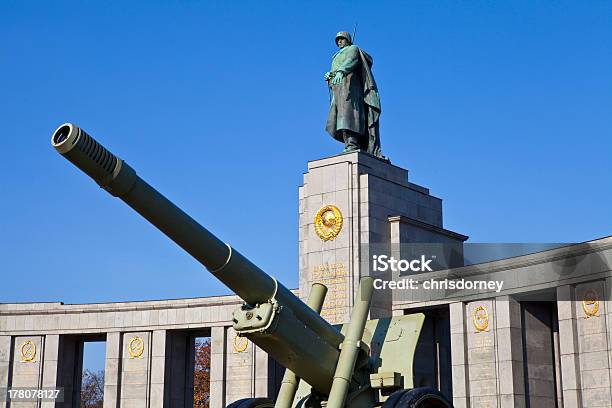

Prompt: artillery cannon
xmin=51 ymin=123 xmax=453 ymax=408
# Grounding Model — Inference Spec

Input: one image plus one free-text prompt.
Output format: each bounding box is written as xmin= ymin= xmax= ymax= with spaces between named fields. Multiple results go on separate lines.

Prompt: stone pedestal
xmin=299 ymin=152 xmax=467 ymax=322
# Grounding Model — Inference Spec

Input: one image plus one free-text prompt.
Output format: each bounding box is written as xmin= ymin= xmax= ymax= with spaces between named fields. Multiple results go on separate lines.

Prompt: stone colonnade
xmin=0 ymin=294 xmax=279 ymax=408
xmin=395 ymin=238 xmax=612 ymax=408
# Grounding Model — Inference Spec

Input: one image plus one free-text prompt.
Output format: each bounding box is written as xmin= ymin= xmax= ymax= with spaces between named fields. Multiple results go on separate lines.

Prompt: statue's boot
xmin=343 ymin=132 xmax=360 ymax=152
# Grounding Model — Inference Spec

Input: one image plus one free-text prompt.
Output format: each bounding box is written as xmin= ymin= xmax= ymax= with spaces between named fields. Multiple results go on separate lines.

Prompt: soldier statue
xmin=324 ymin=31 xmax=386 ymax=160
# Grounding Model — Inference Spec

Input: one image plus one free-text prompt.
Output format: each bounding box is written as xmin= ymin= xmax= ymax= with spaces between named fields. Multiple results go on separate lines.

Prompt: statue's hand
xmin=324 ymin=71 xmax=333 ymax=81
xmin=332 ymin=71 xmax=344 ymax=85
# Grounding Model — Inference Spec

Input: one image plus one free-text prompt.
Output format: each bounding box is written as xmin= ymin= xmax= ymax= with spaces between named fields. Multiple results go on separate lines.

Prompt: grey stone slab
xmin=579 ymin=368 xmax=611 ymax=390
xmin=0 ymin=336 xmax=11 ymax=363
xmin=451 ymin=397 xmax=468 ymax=408
xmin=579 ymin=351 xmax=611 ymax=372
xmin=581 ymin=387 xmax=612 ymax=407
xmin=470 ymin=395 xmax=498 ymax=406
xmin=149 ymin=382 xmax=164 ymax=408
xmin=498 ymin=359 xmax=524 ymax=395
xmin=560 ymin=353 xmax=581 ymax=391
xmin=561 ymin=389 xmax=582 ymax=408
xmin=559 ymin=318 xmax=579 ymax=355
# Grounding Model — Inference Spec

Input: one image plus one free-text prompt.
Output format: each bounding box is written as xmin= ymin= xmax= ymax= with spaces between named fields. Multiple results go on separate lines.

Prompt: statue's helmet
xmin=335 ymin=31 xmax=352 ymax=45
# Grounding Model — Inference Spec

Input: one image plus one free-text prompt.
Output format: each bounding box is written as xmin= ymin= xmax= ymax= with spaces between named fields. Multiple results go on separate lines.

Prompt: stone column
xmin=495 ymin=296 xmax=525 ymax=408
xmin=10 ymin=335 xmax=44 ymax=408
xmin=557 ymin=285 xmax=583 ymax=408
xmin=119 ymin=331 xmax=152 ymax=407
xmin=225 ymin=327 xmax=255 ymax=404
xmin=449 ymin=302 xmax=469 ymax=408
xmin=0 ymin=336 xmax=11 ymax=403
xmin=574 ymin=281 xmax=611 ymax=406
xmin=103 ymin=332 xmax=121 ymax=408
xmin=209 ymin=326 xmax=226 ymax=408
xmin=607 ymin=277 xmax=612 ymax=408
xmin=40 ymin=335 xmax=59 ymax=408
xmin=149 ymin=330 xmax=166 ymax=408
xmin=254 ymin=345 xmax=269 ymax=398
xmin=465 ymin=300 xmax=498 ymax=407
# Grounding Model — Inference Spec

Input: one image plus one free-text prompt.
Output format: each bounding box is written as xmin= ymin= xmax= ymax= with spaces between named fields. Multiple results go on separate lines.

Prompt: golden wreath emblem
xmin=20 ymin=340 xmax=36 ymax=362
xmin=232 ymin=335 xmax=248 ymax=353
xmin=314 ymin=205 xmax=343 ymax=241
xmin=582 ymin=289 xmax=600 ymax=318
xmin=473 ymin=305 xmax=489 ymax=332
xmin=128 ymin=336 xmax=145 ymax=358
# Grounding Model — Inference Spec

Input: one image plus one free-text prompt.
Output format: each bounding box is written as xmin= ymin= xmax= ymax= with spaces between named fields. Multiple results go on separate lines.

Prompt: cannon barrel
xmin=51 ymin=123 xmax=344 ymax=394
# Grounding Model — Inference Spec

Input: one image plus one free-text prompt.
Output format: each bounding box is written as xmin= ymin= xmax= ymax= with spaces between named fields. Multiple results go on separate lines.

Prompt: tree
xmin=194 ymin=337 xmax=211 ymax=407
xmin=81 ymin=369 xmax=104 ymax=408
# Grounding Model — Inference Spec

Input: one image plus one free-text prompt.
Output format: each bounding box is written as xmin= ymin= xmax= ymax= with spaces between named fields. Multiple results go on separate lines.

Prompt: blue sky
xmin=1 ymin=1 xmax=611 ymax=305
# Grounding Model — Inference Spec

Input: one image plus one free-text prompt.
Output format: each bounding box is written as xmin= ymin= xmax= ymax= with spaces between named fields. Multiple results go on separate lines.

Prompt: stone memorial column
xmin=465 ymin=300 xmax=498 ymax=406
xmin=149 ymin=330 xmax=166 ymax=408
xmin=9 ymin=335 xmax=44 ymax=408
xmin=299 ymin=153 xmax=461 ymax=323
xmin=119 ymin=331 xmax=152 ymax=407
xmin=40 ymin=335 xmax=60 ymax=408
xmin=495 ymin=296 xmax=525 ymax=408
xmin=225 ymin=327 xmax=255 ymax=404
xmin=103 ymin=332 xmax=121 ymax=408
xmin=574 ymin=281 xmax=611 ymax=406
xmin=449 ymin=302 xmax=469 ymax=408
xmin=0 ymin=336 xmax=11 ymax=402
xmin=210 ymin=326 xmax=227 ymax=408
xmin=557 ymin=285 xmax=583 ymax=407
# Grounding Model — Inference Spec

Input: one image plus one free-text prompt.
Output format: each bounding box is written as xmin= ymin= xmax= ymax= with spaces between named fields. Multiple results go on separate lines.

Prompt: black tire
xmin=226 ymin=397 xmax=275 ymax=408
xmin=382 ymin=388 xmax=453 ymax=408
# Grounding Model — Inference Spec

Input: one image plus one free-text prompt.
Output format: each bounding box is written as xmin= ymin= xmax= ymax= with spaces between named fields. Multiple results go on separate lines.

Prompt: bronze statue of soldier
xmin=324 ymin=31 xmax=386 ymax=161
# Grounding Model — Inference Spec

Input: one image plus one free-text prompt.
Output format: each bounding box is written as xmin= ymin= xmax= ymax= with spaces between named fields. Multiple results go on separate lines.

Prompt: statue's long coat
xmin=325 ymin=44 xmax=382 ymax=158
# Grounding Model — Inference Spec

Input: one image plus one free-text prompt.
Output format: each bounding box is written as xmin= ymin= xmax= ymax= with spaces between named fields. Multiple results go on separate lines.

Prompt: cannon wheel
xmin=383 ymin=387 xmax=453 ymax=408
xmin=226 ymin=398 xmax=275 ymax=408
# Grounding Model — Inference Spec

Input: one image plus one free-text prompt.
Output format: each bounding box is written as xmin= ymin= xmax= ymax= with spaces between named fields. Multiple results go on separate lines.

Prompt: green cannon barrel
xmin=51 ymin=123 xmax=343 ymax=394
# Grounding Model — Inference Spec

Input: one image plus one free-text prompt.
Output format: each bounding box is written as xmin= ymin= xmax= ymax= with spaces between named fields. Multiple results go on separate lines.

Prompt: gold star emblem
xmin=128 ymin=336 xmax=145 ymax=358
xmin=582 ymin=289 xmax=599 ymax=318
xmin=473 ymin=305 xmax=489 ymax=332
xmin=20 ymin=340 xmax=36 ymax=362
xmin=314 ymin=205 xmax=343 ymax=241
xmin=232 ymin=335 xmax=248 ymax=353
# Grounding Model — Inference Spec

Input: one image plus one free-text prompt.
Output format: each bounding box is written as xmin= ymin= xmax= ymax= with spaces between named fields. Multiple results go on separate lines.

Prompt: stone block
xmin=106 ymin=332 xmax=121 ymax=358
xmin=149 ymin=383 xmax=164 ymax=408
xmin=498 ymin=360 xmax=524 ymax=395
xmin=451 ymin=364 xmax=468 ymax=397
xmin=0 ymin=336 xmax=11 ymax=362
xmin=470 ymin=395 xmax=498 ymax=407
xmin=580 ymin=332 xmax=609 ymax=353
xmin=451 ymin=397 xmax=468 ymax=408
xmin=579 ymin=350 xmax=610 ymax=372
xmin=150 ymin=356 xmax=165 ymax=384
xmin=558 ymin=318 xmax=578 ymax=355
xmin=450 ymin=333 xmax=466 ymax=364
xmin=0 ymin=364 xmax=9 ymax=386
xmin=470 ymin=373 xmax=500 ymax=396
xmin=560 ymin=354 xmax=581 ymax=390
xmin=469 ymin=362 xmax=497 ymax=382
xmin=151 ymin=330 xmax=166 ymax=357
xmin=580 ymin=368 xmax=611 ymax=390
xmin=104 ymin=358 xmax=120 ymax=385
xmin=120 ymin=383 xmax=148 ymax=399
xmin=581 ymin=387 xmax=612 ymax=407
xmin=561 ymin=389 xmax=582 ymax=408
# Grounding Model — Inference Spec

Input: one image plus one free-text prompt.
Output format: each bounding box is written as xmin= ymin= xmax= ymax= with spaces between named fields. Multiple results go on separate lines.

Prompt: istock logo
xmin=372 ymin=255 xmax=435 ymax=272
